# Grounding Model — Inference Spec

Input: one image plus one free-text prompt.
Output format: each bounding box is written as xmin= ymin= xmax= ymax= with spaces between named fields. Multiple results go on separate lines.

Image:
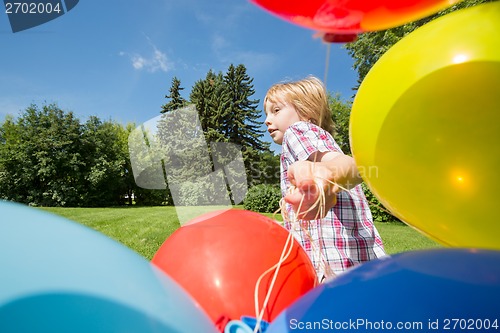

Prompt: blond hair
xmin=264 ymin=76 xmax=335 ymax=135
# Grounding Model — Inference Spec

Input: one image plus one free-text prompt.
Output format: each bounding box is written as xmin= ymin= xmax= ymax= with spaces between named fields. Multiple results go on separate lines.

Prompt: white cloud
xmin=131 ymin=55 xmax=146 ymax=70
xmin=152 ymin=49 xmax=170 ymax=72
xmin=120 ymin=37 xmax=174 ymax=73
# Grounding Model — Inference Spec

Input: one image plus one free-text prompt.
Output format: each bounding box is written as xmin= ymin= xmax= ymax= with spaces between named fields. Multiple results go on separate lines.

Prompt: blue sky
xmin=0 ymin=0 xmax=358 ymax=151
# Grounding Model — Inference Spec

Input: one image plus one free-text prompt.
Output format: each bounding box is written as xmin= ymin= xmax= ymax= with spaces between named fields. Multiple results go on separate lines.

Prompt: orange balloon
xmin=152 ymin=209 xmax=317 ymax=327
xmin=252 ymin=0 xmax=462 ymax=36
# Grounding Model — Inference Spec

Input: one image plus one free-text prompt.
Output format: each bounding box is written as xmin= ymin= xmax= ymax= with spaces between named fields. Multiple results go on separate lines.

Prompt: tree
xmin=0 ymin=103 xmax=141 ymax=207
xmin=222 ymin=64 xmax=268 ymax=152
xmin=120 ymin=122 xmax=161 ymax=206
xmin=80 ymin=117 xmax=131 ymax=206
xmin=0 ymin=104 xmax=85 ymax=206
xmin=329 ymin=93 xmax=352 ymax=155
xmin=0 ymin=115 xmax=26 ymax=202
xmin=155 ymin=65 xmax=274 ymax=206
xmin=188 ymin=64 xmax=273 ymax=187
xmin=223 ymin=64 xmax=271 ymax=187
xmin=249 ymin=150 xmax=280 ymax=185
xmin=127 ymin=121 xmax=172 ymax=206
xmin=161 ymin=77 xmax=187 ymax=113
xmin=190 ymin=70 xmax=227 ymax=144
xmin=344 ymin=0 xmax=493 ymax=86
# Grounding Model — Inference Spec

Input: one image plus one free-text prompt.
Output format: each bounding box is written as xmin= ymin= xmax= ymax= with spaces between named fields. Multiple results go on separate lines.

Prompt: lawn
xmin=39 ymin=206 xmax=441 ymax=260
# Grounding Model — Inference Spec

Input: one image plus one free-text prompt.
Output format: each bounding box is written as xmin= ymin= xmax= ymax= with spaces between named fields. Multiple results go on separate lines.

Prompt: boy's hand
xmin=284 ymin=161 xmax=339 ymax=220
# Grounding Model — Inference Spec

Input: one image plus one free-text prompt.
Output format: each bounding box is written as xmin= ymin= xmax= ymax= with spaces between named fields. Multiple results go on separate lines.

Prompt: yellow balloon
xmin=350 ymin=2 xmax=500 ymax=250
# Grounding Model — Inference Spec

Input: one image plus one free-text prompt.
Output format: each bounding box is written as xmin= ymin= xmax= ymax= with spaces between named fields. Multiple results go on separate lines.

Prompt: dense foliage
xmin=156 ymin=64 xmax=278 ymax=206
xmin=0 ymin=64 xmax=277 ymax=207
xmin=243 ymin=184 xmax=281 ymax=213
xmin=0 ymin=104 xmax=135 ymax=206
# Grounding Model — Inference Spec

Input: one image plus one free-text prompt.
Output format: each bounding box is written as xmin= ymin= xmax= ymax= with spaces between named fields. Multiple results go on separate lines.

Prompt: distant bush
xmin=243 ymin=184 xmax=281 ymax=213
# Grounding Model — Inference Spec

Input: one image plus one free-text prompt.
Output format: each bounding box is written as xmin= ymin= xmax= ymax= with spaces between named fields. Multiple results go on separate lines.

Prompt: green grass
xmin=372 ymin=221 xmax=442 ymax=254
xmin=39 ymin=206 xmax=178 ymax=260
xmin=39 ymin=206 xmax=441 ymax=260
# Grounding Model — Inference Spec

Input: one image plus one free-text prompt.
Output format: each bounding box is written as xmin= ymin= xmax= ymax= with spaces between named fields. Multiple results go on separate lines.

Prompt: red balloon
xmin=251 ymin=0 xmax=461 ymax=37
xmin=151 ymin=209 xmax=317 ymax=327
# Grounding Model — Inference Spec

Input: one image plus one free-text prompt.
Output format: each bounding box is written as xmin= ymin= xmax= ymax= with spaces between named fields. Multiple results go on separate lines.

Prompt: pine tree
xmin=222 ymin=64 xmax=270 ymax=186
xmin=190 ymin=70 xmax=227 ymax=144
xmin=222 ymin=64 xmax=268 ymax=152
xmin=157 ymin=73 xmax=222 ymax=206
xmin=161 ymin=77 xmax=187 ymax=113
xmin=156 ymin=65 xmax=274 ymax=205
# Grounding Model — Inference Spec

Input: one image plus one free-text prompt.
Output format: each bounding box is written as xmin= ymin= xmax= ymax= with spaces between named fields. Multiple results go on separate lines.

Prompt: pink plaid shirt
xmin=281 ymin=121 xmax=386 ymax=280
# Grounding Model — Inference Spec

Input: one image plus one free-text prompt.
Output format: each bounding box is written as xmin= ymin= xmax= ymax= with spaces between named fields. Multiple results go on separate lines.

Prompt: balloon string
xmin=279 ymin=146 xmax=372 ymax=281
xmin=324 ymin=42 xmax=331 ymax=87
xmin=285 ymin=175 xmax=355 ymax=280
xmin=253 ymin=102 xmax=384 ymax=331
xmin=252 ymin=193 xmax=311 ymax=332
xmin=253 ymin=219 xmax=295 ymax=333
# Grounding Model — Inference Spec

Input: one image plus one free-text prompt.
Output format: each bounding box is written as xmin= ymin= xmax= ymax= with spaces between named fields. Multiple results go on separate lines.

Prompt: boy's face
xmin=264 ymin=98 xmax=302 ymax=145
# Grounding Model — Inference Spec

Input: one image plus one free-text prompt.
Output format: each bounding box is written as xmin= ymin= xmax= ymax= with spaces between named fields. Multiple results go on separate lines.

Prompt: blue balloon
xmin=0 ymin=201 xmax=218 ymax=333
xmin=267 ymin=249 xmax=500 ymax=332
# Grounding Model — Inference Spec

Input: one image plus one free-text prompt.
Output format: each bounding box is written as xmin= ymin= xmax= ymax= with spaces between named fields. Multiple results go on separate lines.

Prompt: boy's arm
xmin=284 ymin=151 xmax=362 ymax=220
xmin=310 ymin=151 xmax=363 ymax=190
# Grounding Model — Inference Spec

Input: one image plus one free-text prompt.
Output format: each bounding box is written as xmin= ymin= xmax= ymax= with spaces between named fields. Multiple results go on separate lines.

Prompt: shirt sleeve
xmin=283 ymin=121 xmax=342 ymax=162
